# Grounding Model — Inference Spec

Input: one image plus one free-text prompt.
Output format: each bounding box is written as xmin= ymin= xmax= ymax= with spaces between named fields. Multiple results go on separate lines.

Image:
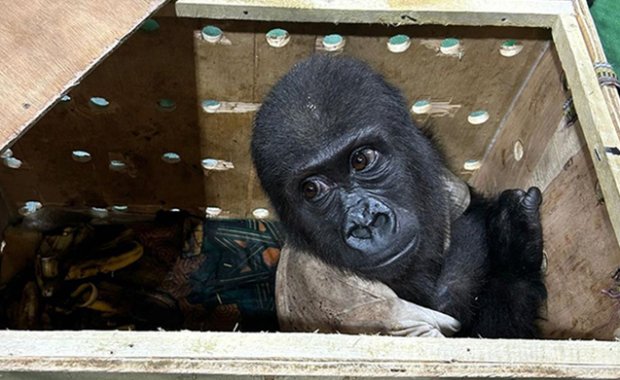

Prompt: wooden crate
xmin=0 ymin=0 xmax=619 ymax=378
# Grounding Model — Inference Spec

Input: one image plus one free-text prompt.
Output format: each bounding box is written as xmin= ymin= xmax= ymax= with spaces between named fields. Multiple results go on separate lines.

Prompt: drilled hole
xmin=387 ymin=34 xmax=411 ymax=53
xmin=467 ymin=110 xmax=489 ymax=125
xmin=4 ymin=156 xmax=22 ymax=169
xmin=411 ymin=100 xmax=432 ymax=114
xmin=202 ymin=100 xmax=221 ymax=113
xmin=112 ymin=205 xmax=128 ymax=212
xmin=252 ymin=208 xmax=270 ymax=219
xmin=90 ymin=207 xmax=109 ymax=218
xmin=463 ymin=159 xmax=482 ymax=171
xmin=201 ymin=25 xmax=223 ymax=43
xmin=266 ymin=28 xmax=290 ymax=48
xmin=513 ymin=140 xmax=524 ymax=162
xmin=72 ymin=150 xmax=92 ymax=163
xmin=109 ymin=160 xmax=127 ymax=171
xmin=90 ymin=97 xmax=109 ymax=107
xmin=161 ymin=152 xmax=181 ymax=164
xmin=19 ymin=201 xmax=43 ymax=216
xmin=157 ymin=98 xmax=176 ymax=112
xmin=206 ymin=207 xmax=222 ymax=217
xmin=322 ymin=34 xmax=345 ymax=51
xmin=140 ymin=19 xmax=160 ymax=32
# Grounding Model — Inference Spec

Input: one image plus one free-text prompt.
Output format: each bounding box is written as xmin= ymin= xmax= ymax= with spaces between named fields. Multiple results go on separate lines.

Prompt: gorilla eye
xmin=302 ymin=179 xmax=321 ymax=200
xmin=351 ymin=148 xmax=377 ymax=171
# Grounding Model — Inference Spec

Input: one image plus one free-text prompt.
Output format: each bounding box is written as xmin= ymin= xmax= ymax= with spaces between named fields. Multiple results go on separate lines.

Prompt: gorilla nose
xmin=349 ymin=226 xmax=372 ymax=239
xmin=344 ymin=197 xmax=393 ymax=249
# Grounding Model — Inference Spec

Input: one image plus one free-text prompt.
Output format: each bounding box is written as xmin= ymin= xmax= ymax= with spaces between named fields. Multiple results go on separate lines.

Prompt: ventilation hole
xmin=201 ymin=158 xmax=218 ymax=169
xmin=467 ymin=110 xmax=489 ymax=125
xmin=60 ymin=95 xmax=71 ymax=102
xmin=112 ymin=205 xmax=128 ymax=212
xmin=265 ymin=28 xmax=290 ymax=48
xmin=72 ymin=150 xmax=92 ymax=163
xmin=0 ymin=149 xmax=12 ymax=159
xmin=140 ymin=19 xmax=160 ymax=32
xmin=242 ymin=10 xmax=248 ymax=15
xmin=252 ymin=208 xmax=270 ymax=219
xmin=513 ymin=140 xmax=524 ymax=161
xmin=499 ymin=40 xmax=523 ymax=57
xmin=206 ymin=207 xmax=222 ymax=217
xmin=109 ymin=160 xmax=127 ymax=171
xmin=90 ymin=207 xmax=109 ymax=218
xmin=201 ymin=25 xmax=223 ymax=43
xmin=4 ymin=156 xmax=22 ymax=169
xmin=90 ymin=97 xmax=109 ymax=107
xmin=439 ymin=38 xmax=460 ymax=55
xmin=501 ymin=17 xmax=508 ymax=22
xmin=157 ymin=98 xmax=176 ymax=111
xmin=387 ymin=34 xmax=411 ymax=53
xmin=202 ymin=100 xmax=221 ymax=113
xmin=463 ymin=159 xmax=482 ymax=171
xmin=19 ymin=201 xmax=43 ymax=216
xmin=411 ymin=100 xmax=432 ymax=114
xmin=161 ymin=152 xmax=181 ymax=164
xmin=322 ymin=34 xmax=345 ymax=51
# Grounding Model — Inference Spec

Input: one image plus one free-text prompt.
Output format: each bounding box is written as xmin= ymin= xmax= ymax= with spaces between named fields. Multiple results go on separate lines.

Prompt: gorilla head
xmin=252 ymin=55 xmax=451 ymax=282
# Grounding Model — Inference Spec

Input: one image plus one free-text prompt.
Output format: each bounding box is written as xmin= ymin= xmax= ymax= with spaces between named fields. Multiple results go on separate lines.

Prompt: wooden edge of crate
xmin=175 ymin=0 xmax=574 ymax=27
xmin=552 ymin=13 xmax=620 ymax=250
xmin=0 ymin=331 xmax=618 ymax=378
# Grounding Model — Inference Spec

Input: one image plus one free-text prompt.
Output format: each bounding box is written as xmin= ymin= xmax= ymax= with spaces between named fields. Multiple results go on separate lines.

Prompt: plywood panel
xmin=195 ymin=22 xmax=549 ymax=216
xmin=0 ymin=17 xmax=206 ymax=211
xmin=471 ymin=46 xmax=567 ymax=191
xmin=0 ymin=0 xmax=167 ymax=151
xmin=540 ymin=148 xmax=620 ymax=340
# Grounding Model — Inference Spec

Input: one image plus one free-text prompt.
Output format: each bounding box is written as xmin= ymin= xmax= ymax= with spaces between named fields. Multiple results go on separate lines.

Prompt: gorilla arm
xmin=276 ymin=245 xmax=461 ymax=337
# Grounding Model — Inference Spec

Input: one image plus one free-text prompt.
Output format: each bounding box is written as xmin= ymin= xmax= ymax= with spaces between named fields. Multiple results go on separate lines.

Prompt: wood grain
xmin=0 ymin=331 xmax=619 ymax=378
xmin=0 ymin=0 xmax=166 ymax=151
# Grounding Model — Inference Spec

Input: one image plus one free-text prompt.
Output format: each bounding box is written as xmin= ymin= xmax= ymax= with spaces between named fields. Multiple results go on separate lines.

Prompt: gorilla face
xmin=252 ymin=55 xmax=449 ymax=281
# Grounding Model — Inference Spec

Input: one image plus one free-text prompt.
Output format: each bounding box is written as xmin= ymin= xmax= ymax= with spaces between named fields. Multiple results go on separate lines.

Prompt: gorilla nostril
xmin=349 ymin=226 xmax=372 ymax=239
xmin=371 ymin=213 xmax=388 ymax=228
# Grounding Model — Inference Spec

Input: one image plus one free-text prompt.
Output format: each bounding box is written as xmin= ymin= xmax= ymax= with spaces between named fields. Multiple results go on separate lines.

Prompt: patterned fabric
xmin=161 ymin=219 xmax=284 ymax=331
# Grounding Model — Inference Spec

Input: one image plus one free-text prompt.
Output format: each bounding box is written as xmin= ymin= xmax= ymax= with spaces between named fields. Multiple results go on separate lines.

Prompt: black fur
xmin=252 ymin=55 xmax=546 ymax=338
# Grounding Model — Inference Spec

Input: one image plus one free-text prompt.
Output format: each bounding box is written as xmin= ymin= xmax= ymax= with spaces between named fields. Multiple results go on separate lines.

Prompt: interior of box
xmin=0 ymin=11 xmax=618 ymax=340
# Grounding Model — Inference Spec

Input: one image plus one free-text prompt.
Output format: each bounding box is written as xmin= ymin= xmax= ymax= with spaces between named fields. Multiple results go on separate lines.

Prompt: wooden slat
xmin=0 ymin=0 xmax=167 ymax=152
xmin=176 ymin=0 xmax=573 ymax=28
xmin=0 ymin=331 xmax=619 ymax=378
xmin=553 ymin=14 xmax=620 ymax=251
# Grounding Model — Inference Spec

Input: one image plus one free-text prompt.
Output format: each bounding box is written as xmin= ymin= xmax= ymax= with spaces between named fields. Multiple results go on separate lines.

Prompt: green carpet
xmin=591 ymin=0 xmax=620 ymax=70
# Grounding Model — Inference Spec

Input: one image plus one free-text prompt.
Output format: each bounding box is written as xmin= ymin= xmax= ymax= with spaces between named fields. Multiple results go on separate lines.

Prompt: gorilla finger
xmin=521 ymin=187 xmax=542 ymax=211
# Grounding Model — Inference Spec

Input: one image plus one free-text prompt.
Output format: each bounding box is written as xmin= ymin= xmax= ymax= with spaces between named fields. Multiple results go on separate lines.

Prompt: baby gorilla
xmin=252 ymin=55 xmax=546 ymax=338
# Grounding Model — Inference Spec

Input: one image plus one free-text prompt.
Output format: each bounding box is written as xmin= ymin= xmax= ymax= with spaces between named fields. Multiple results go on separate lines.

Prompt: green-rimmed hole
xmin=141 ymin=19 xmax=160 ymax=32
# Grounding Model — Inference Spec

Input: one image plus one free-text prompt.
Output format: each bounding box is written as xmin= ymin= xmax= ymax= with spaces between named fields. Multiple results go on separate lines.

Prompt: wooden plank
xmin=553 ymin=14 xmax=620 ymax=250
xmin=0 ymin=331 xmax=619 ymax=378
xmin=0 ymin=0 xmax=167 ymax=152
xmin=471 ymin=45 xmax=567 ymax=191
xmin=539 ymin=147 xmax=620 ymax=340
xmin=176 ymin=0 xmax=573 ymax=28
xmin=0 ymin=16 xmax=207 ymax=211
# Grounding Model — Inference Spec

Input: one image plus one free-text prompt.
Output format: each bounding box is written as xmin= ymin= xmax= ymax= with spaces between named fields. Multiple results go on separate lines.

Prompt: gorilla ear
xmin=442 ymin=169 xmax=471 ymax=222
